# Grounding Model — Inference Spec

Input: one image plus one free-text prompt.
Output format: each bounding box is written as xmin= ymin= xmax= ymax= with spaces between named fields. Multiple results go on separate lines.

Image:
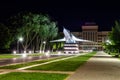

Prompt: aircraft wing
xmin=75 ymin=38 xmax=93 ymax=42
xmin=50 ymin=37 xmax=65 ymax=42
xmin=72 ymin=35 xmax=94 ymax=42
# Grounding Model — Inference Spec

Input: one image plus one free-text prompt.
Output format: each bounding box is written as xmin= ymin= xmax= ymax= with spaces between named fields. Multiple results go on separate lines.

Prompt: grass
xmin=0 ymin=56 xmax=68 ymax=69
xmin=0 ymin=53 xmax=59 ymax=60
xmin=0 ymin=72 xmax=68 ymax=80
xmin=0 ymin=54 xmax=20 ymax=60
xmin=28 ymin=53 xmax=43 ymax=56
xmin=0 ymin=53 xmax=42 ymax=60
xmin=105 ymin=51 xmax=120 ymax=57
xmin=109 ymin=52 xmax=120 ymax=58
xmin=0 ymin=53 xmax=43 ymax=60
xmin=27 ymin=51 xmax=96 ymax=71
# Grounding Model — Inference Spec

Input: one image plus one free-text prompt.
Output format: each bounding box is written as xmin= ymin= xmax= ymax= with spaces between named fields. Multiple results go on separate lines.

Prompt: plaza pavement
xmin=0 ymin=53 xmax=87 ymax=75
xmin=67 ymin=51 xmax=120 ymax=80
xmin=0 ymin=55 xmax=60 ymax=66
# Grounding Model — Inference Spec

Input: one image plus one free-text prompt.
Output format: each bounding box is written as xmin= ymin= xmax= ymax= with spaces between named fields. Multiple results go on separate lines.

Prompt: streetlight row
xmin=17 ymin=37 xmax=46 ymax=54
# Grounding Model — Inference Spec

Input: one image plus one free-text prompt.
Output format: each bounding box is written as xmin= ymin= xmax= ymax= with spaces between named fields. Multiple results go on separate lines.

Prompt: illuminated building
xmin=71 ymin=23 xmax=110 ymax=50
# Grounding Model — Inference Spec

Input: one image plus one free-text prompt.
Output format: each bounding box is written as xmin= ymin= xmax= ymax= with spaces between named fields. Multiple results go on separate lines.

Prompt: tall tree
xmin=0 ymin=23 xmax=12 ymax=50
xmin=38 ymin=19 xmax=58 ymax=52
xmin=109 ymin=21 xmax=120 ymax=45
xmin=108 ymin=20 xmax=120 ymax=56
xmin=10 ymin=12 xmax=58 ymax=53
xmin=16 ymin=13 xmax=43 ymax=52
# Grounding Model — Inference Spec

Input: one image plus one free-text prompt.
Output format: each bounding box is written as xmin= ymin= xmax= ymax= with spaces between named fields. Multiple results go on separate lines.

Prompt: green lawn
xmin=0 ymin=72 xmax=68 ymax=80
xmin=28 ymin=53 xmax=43 ymax=56
xmin=109 ymin=52 xmax=120 ymax=58
xmin=0 ymin=56 xmax=67 ymax=69
xmin=0 ymin=53 xmax=43 ymax=60
xmin=0 ymin=53 xmax=60 ymax=60
xmin=27 ymin=52 xmax=96 ymax=71
xmin=0 ymin=54 xmax=20 ymax=60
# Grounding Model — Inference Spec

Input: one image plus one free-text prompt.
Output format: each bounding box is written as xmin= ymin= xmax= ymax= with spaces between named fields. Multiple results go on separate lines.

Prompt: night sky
xmin=0 ymin=0 xmax=120 ymax=31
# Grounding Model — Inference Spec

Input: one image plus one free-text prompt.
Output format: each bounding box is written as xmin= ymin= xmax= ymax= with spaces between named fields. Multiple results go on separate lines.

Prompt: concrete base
xmin=64 ymin=43 xmax=79 ymax=54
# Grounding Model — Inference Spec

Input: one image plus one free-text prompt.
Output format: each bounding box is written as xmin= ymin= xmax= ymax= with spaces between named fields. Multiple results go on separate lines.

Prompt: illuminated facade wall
xmin=71 ymin=23 xmax=110 ymax=50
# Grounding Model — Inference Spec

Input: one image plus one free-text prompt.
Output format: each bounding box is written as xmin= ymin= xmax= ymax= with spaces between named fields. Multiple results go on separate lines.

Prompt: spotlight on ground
xmin=24 ymin=51 xmax=26 ymax=53
xmin=13 ymin=50 xmax=16 ymax=55
xmin=39 ymin=50 xmax=42 ymax=53
xmin=22 ymin=53 xmax=27 ymax=58
xmin=29 ymin=51 xmax=32 ymax=54
xmin=58 ymin=51 xmax=61 ymax=55
xmin=45 ymin=50 xmax=50 ymax=57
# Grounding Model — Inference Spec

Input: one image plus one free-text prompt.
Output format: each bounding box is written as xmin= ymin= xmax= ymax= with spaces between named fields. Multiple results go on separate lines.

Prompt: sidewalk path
xmin=0 ymin=69 xmax=74 ymax=75
xmin=0 ymin=55 xmax=60 ymax=66
xmin=67 ymin=51 xmax=120 ymax=80
xmin=0 ymin=53 xmax=87 ymax=75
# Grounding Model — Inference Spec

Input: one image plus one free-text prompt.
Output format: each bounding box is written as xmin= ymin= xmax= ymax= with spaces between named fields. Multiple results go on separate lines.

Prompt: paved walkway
xmin=17 ymin=53 xmax=85 ymax=70
xmin=0 ymin=55 xmax=60 ymax=66
xmin=0 ymin=53 xmax=87 ymax=75
xmin=0 ymin=69 xmax=74 ymax=75
xmin=67 ymin=51 xmax=120 ymax=80
xmin=0 ymin=53 xmax=85 ymax=67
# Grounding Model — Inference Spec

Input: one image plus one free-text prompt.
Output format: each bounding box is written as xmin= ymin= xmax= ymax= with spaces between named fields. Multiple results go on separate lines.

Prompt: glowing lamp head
xmin=18 ymin=37 xmax=23 ymax=42
xmin=43 ymin=41 xmax=46 ymax=44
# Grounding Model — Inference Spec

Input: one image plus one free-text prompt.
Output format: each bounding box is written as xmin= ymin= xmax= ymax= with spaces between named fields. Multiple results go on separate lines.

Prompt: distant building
xmin=71 ymin=23 xmax=110 ymax=50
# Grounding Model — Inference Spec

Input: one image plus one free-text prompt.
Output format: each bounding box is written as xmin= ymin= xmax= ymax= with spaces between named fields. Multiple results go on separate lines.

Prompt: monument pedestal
xmin=64 ymin=43 xmax=79 ymax=54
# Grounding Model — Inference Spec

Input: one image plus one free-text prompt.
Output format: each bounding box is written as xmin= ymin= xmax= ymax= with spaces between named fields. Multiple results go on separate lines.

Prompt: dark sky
xmin=0 ymin=0 xmax=120 ymax=31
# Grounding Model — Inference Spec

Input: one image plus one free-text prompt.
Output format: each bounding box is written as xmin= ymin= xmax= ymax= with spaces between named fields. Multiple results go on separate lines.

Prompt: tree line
xmin=0 ymin=12 xmax=58 ymax=53
xmin=103 ymin=20 xmax=120 ymax=57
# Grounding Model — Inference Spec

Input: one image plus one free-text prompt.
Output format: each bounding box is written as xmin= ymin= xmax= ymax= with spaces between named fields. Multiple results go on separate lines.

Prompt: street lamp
xmin=105 ymin=39 xmax=112 ymax=54
xmin=17 ymin=37 xmax=23 ymax=53
xmin=43 ymin=41 xmax=46 ymax=53
xmin=106 ymin=40 xmax=111 ymax=45
xmin=43 ymin=41 xmax=46 ymax=44
xmin=19 ymin=37 xmax=23 ymax=42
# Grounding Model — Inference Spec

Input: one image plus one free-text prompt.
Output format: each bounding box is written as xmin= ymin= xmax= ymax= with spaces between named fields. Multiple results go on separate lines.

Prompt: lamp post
xmin=43 ymin=41 xmax=46 ymax=53
xmin=17 ymin=37 xmax=23 ymax=53
xmin=106 ymin=40 xmax=111 ymax=45
xmin=105 ymin=39 xmax=111 ymax=54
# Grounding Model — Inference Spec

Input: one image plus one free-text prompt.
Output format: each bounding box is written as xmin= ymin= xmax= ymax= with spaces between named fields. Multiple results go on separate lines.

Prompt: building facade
xmin=71 ymin=23 xmax=110 ymax=50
